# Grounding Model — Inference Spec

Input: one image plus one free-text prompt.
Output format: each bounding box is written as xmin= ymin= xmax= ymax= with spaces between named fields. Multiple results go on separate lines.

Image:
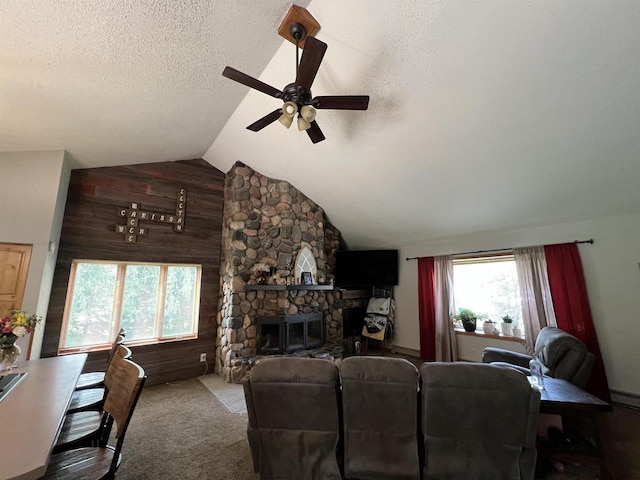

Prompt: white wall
xmin=0 ymin=150 xmax=70 ymax=358
xmin=394 ymin=213 xmax=640 ymax=400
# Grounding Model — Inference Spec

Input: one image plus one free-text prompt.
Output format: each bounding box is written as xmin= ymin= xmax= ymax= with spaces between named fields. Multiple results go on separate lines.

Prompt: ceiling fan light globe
xmin=279 ymin=114 xmax=294 ymax=129
xmin=282 ymin=101 xmax=298 ymax=118
xmin=300 ymin=105 xmax=316 ymax=122
xmin=297 ymin=116 xmax=311 ymax=131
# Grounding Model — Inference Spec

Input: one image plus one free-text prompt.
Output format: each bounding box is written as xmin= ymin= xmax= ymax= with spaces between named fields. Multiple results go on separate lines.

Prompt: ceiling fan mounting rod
xmin=289 ymin=22 xmax=306 ymax=77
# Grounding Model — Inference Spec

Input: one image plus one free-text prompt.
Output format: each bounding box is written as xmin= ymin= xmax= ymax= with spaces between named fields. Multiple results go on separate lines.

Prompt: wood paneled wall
xmin=42 ymin=159 xmax=225 ymax=385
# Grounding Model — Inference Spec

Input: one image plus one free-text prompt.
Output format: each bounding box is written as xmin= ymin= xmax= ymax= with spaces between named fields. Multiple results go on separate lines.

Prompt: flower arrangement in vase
xmin=1 ymin=307 xmax=41 ymax=370
xmin=250 ymin=262 xmax=272 ymax=285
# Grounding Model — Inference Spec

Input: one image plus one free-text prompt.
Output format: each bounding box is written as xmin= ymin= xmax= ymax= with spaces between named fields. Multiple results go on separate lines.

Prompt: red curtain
xmin=544 ymin=243 xmax=611 ymax=402
xmin=417 ymin=257 xmax=436 ymax=361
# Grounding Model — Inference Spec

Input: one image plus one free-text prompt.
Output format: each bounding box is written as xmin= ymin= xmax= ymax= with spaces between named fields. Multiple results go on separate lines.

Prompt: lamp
xmin=278 ymin=101 xmax=298 ymax=128
xmin=297 ymin=105 xmax=316 ymax=131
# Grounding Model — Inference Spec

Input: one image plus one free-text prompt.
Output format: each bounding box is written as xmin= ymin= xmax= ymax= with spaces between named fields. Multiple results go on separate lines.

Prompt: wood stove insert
xmin=257 ymin=313 xmax=324 ymax=354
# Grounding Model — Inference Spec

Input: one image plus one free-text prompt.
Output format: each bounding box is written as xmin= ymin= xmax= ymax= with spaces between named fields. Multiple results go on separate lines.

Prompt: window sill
xmin=454 ymin=328 xmax=525 ymax=344
xmin=58 ymin=334 xmax=198 ymax=355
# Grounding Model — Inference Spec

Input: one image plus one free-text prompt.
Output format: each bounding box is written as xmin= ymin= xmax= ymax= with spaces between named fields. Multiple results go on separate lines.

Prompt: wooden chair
xmin=66 ymin=345 xmax=133 ymax=414
xmin=54 ymin=345 xmax=132 ymax=452
xmin=74 ymin=329 xmax=125 ymax=391
xmin=42 ymin=355 xmax=146 ymax=479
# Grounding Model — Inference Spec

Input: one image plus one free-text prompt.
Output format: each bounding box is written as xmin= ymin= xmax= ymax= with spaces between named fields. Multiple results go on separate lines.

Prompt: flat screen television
xmin=335 ymin=249 xmax=399 ymax=288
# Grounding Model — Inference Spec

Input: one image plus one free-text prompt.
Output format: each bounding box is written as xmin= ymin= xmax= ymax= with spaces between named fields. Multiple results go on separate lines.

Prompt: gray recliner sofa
xmin=482 ymin=326 xmax=595 ymax=388
xmin=243 ymin=356 xmax=542 ymax=479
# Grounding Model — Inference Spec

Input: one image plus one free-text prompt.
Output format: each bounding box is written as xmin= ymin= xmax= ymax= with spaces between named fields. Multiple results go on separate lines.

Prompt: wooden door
xmin=0 ymin=243 xmax=32 ymax=316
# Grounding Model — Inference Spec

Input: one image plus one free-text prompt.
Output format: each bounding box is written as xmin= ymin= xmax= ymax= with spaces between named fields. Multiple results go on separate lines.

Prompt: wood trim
xmin=113 ymin=264 xmax=126 ymax=340
xmin=454 ymin=328 xmax=526 ymax=344
xmin=57 ymin=260 xmax=79 ymax=352
xmin=390 ymin=345 xmax=421 ymax=359
xmin=0 ymin=243 xmax=32 ymax=315
xmin=610 ymin=390 xmax=640 ymax=409
xmin=155 ymin=265 xmax=168 ymax=339
xmin=453 ymin=252 xmax=514 ymax=263
xmin=277 ymin=4 xmax=321 ymax=48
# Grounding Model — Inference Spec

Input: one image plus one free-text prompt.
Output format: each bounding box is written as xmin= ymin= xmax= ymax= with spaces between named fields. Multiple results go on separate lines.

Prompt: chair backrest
xmin=340 ymin=356 xmax=420 ymax=480
xmin=104 ymin=345 xmax=133 ymax=390
xmin=244 ymin=357 xmax=342 ymax=480
xmin=102 ymin=353 xmax=146 ymax=474
xmin=535 ymin=326 xmax=595 ymax=388
xmin=421 ymin=362 xmax=540 ymax=480
xmin=105 ymin=333 xmax=126 ymax=366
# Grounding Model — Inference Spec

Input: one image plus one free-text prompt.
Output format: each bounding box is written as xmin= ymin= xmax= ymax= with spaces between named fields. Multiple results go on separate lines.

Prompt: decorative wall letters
xmin=116 ymin=187 xmax=187 ymax=243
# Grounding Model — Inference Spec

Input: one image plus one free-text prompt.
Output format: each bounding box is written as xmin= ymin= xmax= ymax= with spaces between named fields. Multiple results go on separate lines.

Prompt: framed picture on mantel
xmin=301 ymin=271 xmax=313 ymax=285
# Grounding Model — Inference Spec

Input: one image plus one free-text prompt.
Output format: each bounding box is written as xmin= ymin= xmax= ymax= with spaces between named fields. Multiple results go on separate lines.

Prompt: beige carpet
xmin=117 ymin=378 xmax=257 ymax=480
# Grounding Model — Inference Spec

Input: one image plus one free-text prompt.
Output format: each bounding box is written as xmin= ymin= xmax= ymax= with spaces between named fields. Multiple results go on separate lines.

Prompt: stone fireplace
xmin=215 ymin=162 xmax=367 ymax=383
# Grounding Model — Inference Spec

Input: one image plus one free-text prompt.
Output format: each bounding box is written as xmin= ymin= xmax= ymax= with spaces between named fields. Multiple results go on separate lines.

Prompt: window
xmin=452 ymin=254 xmax=523 ymax=336
xmin=59 ymin=260 xmax=201 ymax=353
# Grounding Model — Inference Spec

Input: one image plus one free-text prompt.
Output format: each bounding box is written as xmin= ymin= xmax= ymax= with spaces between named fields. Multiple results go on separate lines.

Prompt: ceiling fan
xmin=222 ymin=11 xmax=369 ymax=144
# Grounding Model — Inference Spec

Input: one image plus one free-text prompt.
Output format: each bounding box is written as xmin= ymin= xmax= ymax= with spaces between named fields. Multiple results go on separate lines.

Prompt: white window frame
xmin=59 ymin=260 xmax=202 ymax=354
xmin=452 ymin=253 xmax=524 ymax=337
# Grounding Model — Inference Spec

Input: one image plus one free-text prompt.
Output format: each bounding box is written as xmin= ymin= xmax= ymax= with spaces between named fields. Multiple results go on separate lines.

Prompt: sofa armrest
xmin=482 ymin=347 xmax=532 ymax=369
xmin=243 ymin=377 xmax=261 ymax=473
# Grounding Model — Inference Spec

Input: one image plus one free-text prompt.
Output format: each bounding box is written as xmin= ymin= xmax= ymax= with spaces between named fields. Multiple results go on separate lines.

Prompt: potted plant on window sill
xmin=501 ymin=315 xmax=514 ymax=336
xmin=482 ymin=317 xmax=499 ymax=335
xmin=512 ymin=320 xmax=522 ymax=338
xmin=453 ymin=308 xmax=479 ymax=333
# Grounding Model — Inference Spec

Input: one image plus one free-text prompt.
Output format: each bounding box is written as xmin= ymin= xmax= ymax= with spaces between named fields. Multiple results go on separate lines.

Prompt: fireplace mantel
xmin=245 ymin=284 xmax=335 ymax=291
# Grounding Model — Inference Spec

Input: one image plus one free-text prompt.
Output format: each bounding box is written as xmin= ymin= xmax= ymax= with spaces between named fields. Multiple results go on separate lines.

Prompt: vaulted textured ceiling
xmin=2 ymin=1 xmax=640 ymax=248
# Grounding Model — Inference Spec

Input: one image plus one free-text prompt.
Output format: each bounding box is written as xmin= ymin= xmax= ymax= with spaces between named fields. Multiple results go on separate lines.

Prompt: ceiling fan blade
xmin=295 ymin=36 xmax=328 ymax=91
xmin=306 ymin=120 xmax=325 ymax=144
xmin=223 ymin=67 xmax=283 ymax=99
xmin=246 ymin=109 xmax=282 ymax=132
xmin=314 ymin=95 xmax=370 ymax=110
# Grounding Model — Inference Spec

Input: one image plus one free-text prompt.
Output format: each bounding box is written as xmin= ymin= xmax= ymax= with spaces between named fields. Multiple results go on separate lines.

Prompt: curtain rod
xmin=405 ymin=238 xmax=594 ymax=261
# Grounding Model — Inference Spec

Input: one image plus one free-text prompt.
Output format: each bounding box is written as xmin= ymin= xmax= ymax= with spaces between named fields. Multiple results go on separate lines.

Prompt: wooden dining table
xmin=0 ymin=353 xmax=87 ymax=480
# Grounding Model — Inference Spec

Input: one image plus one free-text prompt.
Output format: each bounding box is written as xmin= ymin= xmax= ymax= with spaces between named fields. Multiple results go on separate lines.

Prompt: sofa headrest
xmin=250 ymin=357 xmax=338 ymax=384
xmin=535 ymin=327 xmax=588 ymax=372
xmin=340 ymin=356 xmax=418 ymax=384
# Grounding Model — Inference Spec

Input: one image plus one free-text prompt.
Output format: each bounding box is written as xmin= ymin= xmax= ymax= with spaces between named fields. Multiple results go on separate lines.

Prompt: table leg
xmin=595 ymin=411 xmax=616 ymax=480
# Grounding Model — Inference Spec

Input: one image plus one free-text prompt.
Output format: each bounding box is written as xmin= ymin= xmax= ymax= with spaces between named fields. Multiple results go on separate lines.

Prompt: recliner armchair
xmin=482 ymin=326 xmax=595 ymax=389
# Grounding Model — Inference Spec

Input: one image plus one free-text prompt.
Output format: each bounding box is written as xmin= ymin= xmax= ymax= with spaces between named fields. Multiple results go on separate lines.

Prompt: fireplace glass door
xmin=286 ymin=318 xmax=305 ymax=352
xmin=257 ymin=316 xmax=284 ymax=354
